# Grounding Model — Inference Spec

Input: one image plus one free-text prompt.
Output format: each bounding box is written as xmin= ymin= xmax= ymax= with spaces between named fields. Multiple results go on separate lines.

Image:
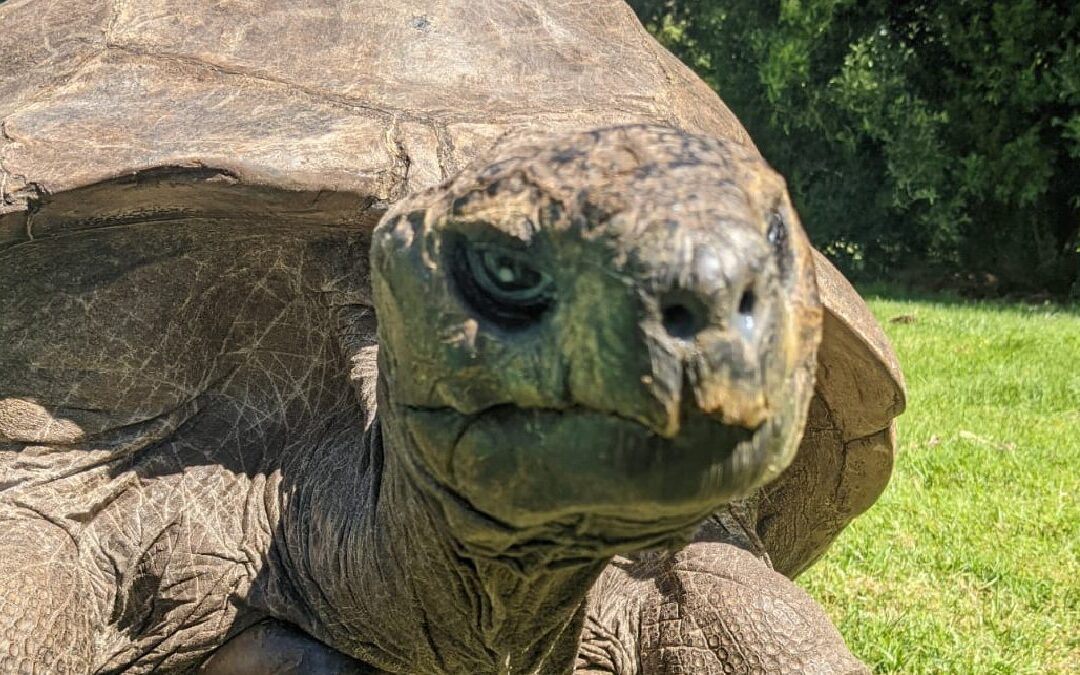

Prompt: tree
xmin=631 ymin=0 xmax=1080 ymax=295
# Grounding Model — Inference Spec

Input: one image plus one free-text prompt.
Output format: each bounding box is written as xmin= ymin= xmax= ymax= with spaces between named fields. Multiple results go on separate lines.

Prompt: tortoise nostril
xmin=736 ymin=288 xmax=759 ymax=337
xmin=738 ymin=289 xmax=756 ymax=317
xmin=662 ymin=304 xmax=698 ymax=339
xmin=661 ymin=295 xmax=707 ymax=340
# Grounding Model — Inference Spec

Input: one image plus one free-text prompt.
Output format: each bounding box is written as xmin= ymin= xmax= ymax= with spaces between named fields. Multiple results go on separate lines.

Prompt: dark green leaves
xmin=631 ymin=0 xmax=1080 ymax=295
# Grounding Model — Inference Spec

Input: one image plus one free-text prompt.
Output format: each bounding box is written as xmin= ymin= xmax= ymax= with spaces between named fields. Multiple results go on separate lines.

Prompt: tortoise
xmin=0 ymin=0 xmax=905 ymax=673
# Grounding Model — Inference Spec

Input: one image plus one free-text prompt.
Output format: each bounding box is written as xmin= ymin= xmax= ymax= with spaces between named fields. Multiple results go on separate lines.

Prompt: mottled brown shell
xmin=0 ymin=0 xmax=904 ymax=577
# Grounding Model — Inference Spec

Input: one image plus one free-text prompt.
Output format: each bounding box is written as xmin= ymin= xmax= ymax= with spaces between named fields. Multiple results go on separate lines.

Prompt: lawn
xmin=799 ymin=290 xmax=1080 ymax=674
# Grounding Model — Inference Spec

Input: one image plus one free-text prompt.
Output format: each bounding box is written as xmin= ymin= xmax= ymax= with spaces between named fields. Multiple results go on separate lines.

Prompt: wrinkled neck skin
xmin=258 ymin=373 xmax=610 ymax=674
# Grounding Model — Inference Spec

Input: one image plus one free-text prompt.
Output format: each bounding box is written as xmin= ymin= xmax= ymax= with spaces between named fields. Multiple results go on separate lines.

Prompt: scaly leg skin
xmin=577 ymin=541 xmax=868 ymax=675
xmin=0 ymin=518 xmax=98 ymax=674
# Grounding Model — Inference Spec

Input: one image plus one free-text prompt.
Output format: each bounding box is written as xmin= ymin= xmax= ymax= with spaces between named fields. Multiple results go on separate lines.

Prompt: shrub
xmin=631 ymin=0 xmax=1080 ymax=294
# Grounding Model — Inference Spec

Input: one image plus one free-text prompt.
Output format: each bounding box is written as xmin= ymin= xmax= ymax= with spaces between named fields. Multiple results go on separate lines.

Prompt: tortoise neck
xmin=268 ymin=394 xmax=604 ymax=674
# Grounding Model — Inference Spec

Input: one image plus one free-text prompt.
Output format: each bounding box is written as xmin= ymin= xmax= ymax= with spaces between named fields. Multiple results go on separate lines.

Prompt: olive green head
xmin=371 ymin=125 xmax=821 ymax=553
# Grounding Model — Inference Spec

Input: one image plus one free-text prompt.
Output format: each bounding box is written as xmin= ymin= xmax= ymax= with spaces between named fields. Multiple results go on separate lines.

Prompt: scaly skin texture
xmin=1 ymin=220 xmax=367 ymax=672
xmin=0 ymin=127 xmax=863 ymax=674
xmin=577 ymin=541 xmax=866 ymax=674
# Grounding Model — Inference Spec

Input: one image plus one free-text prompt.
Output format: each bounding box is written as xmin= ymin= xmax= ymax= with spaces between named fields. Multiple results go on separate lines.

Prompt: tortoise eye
xmin=452 ymin=239 xmax=554 ymax=329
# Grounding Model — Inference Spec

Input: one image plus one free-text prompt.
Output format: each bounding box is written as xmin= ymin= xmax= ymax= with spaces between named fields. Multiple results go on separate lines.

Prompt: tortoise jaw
xmin=396 ymin=402 xmax=780 ymax=534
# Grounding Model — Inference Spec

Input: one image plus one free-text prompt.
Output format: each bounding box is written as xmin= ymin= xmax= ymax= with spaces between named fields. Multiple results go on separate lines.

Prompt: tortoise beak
xmin=687 ymin=347 xmax=772 ymax=430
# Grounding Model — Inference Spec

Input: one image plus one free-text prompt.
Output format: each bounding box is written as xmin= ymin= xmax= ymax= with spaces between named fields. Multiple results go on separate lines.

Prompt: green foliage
xmin=630 ymin=1 xmax=1080 ymax=294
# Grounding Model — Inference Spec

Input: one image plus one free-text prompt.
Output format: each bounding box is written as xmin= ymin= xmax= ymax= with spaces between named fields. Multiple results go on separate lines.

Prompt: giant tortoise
xmin=0 ymin=1 xmax=905 ymax=673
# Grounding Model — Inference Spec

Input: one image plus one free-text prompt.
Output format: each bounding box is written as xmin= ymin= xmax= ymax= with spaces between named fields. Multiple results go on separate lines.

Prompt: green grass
xmin=799 ymin=290 xmax=1080 ymax=674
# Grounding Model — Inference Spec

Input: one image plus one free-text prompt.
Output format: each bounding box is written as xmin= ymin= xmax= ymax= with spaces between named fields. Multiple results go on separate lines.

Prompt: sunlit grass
xmin=799 ymin=291 xmax=1080 ymax=674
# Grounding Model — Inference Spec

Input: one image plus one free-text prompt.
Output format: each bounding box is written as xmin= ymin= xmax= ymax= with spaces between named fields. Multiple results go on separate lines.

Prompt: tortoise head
xmin=371 ymin=125 xmax=822 ymax=555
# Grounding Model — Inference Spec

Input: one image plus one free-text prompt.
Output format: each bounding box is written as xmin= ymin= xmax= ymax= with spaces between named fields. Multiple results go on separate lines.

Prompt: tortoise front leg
xmin=578 ymin=542 xmax=867 ymax=675
xmin=0 ymin=517 xmax=99 ymax=674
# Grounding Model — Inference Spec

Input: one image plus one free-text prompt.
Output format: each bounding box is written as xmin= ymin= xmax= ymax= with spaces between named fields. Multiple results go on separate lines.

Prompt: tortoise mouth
xmin=399 ymin=403 xmax=778 ymax=531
